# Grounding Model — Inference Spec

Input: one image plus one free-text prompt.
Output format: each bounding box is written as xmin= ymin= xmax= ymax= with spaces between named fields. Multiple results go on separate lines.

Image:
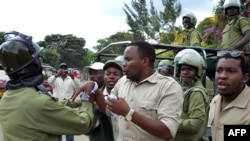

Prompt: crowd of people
xmin=0 ymin=0 xmax=250 ymax=141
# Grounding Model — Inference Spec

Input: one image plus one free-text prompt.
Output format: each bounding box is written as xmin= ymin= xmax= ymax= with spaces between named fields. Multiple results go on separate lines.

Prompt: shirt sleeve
xmin=37 ymin=99 xmax=94 ymax=135
xmin=159 ymin=80 xmax=184 ymax=138
xmin=47 ymin=75 xmax=57 ymax=87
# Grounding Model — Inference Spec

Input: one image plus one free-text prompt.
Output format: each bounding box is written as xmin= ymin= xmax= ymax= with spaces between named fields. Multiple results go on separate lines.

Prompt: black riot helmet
xmin=0 ymin=31 xmax=43 ymax=75
xmin=0 ymin=31 xmax=44 ymax=89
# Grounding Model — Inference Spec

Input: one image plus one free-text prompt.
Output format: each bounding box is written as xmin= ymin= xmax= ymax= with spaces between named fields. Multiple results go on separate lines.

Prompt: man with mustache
xmin=72 ymin=41 xmax=183 ymax=141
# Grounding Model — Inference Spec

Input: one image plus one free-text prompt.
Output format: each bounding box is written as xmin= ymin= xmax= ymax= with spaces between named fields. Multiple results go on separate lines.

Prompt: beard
xmin=126 ymin=72 xmax=139 ymax=82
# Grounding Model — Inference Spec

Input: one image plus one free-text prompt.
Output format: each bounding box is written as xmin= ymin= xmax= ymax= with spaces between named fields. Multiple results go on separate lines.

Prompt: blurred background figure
xmin=221 ymin=0 xmax=250 ymax=51
xmin=84 ymin=62 xmax=105 ymax=90
xmin=157 ymin=59 xmax=174 ymax=77
xmin=48 ymin=62 xmax=82 ymax=141
xmin=48 ymin=63 xmax=82 ymax=99
xmin=182 ymin=12 xmax=202 ymax=46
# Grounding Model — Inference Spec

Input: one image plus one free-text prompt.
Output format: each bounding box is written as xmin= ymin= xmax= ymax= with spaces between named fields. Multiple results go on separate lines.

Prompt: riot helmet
xmin=174 ymin=49 xmax=206 ymax=79
xmin=223 ymin=0 xmax=241 ymax=15
xmin=182 ymin=13 xmax=197 ymax=28
xmin=115 ymin=55 xmax=124 ymax=64
xmin=0 ymin=31 xmax=43 ymax=75
xmin=158 ymin=60 xmax=173 ymax=76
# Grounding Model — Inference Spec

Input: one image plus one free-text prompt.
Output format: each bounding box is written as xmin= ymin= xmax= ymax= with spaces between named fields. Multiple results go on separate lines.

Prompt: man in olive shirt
xmin=182 ymin=12 xmax=202 ymax=46
xmin=0 ymin=31 xmax=94 ymax=141
xmin=221 ymin=0 xmax=250 ymax=51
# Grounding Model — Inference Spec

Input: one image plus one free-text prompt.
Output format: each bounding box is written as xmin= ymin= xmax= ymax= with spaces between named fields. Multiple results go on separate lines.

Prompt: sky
xmin=0 ymin=0 xmax=219 ymax=50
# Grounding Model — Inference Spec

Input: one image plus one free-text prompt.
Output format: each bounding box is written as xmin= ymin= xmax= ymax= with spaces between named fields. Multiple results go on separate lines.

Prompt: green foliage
xmin=0 ymin=32 xmax=4 ymax=45
xmin=93 ymin=31 xmax=135 ymax=55
xmin=123 ymin=0 xmax=182 ymax=43
xmin=40 ymin=48 xmax=60 ymax=67
xmin=38 ymin=34 xmax=89 ymax=69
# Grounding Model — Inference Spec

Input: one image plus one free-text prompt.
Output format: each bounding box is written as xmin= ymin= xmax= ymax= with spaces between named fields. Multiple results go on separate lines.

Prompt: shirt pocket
xmin=137 ymin=101 xmax=158 ymax=119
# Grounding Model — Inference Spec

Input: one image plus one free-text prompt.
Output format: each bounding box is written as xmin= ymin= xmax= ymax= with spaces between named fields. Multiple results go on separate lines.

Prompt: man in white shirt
xmin=48 ymin=63 xmax=82 ymax=99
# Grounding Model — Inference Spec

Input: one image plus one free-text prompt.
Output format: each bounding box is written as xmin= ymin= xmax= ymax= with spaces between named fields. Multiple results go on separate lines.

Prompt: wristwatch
xmin=125 ymin=109 xmax=135 ymax=121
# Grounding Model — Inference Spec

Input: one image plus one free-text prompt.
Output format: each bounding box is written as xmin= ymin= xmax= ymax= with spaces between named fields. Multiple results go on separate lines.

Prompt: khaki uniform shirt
xmin=209 ymin=85 xmax=250 ymax=141
xmin=183 ymin=28 xmax=202 ymax=46
xmin=221 ymin=16 xmax=250 ymax=51
xmin=109 ymin=72 xmax=184 ymax=141
xmin=0 ymin=88 xmax=94 ymax=141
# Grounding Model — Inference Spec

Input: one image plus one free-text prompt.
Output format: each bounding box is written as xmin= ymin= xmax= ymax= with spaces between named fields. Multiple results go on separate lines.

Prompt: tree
xmin=159 ymin=0 xmax=182 ymax=42
xmin=40 ymin=48 xmax=60 ymax=67
xmin=38 ymin=34 xmax=88 ymax=69
xmin=123 ymin=0 xmax=182 ymax=42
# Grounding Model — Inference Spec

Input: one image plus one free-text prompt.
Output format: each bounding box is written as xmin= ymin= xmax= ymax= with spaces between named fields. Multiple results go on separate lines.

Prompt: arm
xmin=178 ymin=91 xmax=207 ymax=134
xmin=71 ymin=81 xmax=107 ymax=111
xmin=230 ymin=30 xmax=250 ymax=50
xmin=106 ymin=81 xmax=183 ymax=140
xmin=47 ymin=69 xmax=62 ymax=87
xmin=106 ymin=98 xmax=178 ymax=140
xmin=37 ymin=98 xmax=94 ymax=135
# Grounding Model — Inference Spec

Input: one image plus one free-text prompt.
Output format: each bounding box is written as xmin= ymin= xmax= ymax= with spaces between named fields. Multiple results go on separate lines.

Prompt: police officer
xmin=173 ymin=49 xmax=210 ymax=141
xmin=0 ymin=31 xmax=94 ymax=141
xmin=221 ymin=0 xmax=250 ymax=51
xmin=157 ymin=59 xmax=174 ymax=76
xmin=182 ymin=12 xmax=202 ymax=46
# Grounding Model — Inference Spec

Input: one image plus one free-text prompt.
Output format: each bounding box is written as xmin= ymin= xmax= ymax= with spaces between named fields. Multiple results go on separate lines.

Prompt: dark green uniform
xmin=88 ymin=110 xmax=114 ymax=141
xmin=0 ymin=87 xmax=94 ymax=141
xmin=221 ymin=16 xmax=250 ymax=51
xmin=88 ymin=87 xmax=114 ymax=141
xmin=174 ymin=80 xmax=209 ymax=141
xmin=183 ymin=27 xmax=202 ymax=46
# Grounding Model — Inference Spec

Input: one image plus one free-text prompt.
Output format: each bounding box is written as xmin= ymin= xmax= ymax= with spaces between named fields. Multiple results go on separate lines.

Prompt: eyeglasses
xmin=2 ymin=30 xmax=33 ymax=46
xmin=217 ymin=50 xmax=244 ymax=58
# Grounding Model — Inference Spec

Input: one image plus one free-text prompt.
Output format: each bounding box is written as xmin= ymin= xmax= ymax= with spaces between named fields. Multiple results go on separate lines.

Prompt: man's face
xmin=226 ymin=6 xmax=239 ymax=16
xmin=182 ymin=17 xmax=191 ymax=29
xmin=123 ymin=46 xmax=143 ymax=82
xmin=159 ymin=68 xmax=171 ymax=76
xmin=215 ymin=58 xmax=248 ymax=97
xmin=89 ymin=69 xmax=104 ymax=88
xmin=180 ymin=65 xmax=197 ymax=85
xmin=104 ymin=66 xmax=123 ymax=90
xmin=60 ymin=66 xmax=68 ymax=77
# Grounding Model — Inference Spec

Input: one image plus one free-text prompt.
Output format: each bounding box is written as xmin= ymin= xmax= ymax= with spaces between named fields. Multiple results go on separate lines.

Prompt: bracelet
xmin=90 ymin=82 xmax=98 ymax=94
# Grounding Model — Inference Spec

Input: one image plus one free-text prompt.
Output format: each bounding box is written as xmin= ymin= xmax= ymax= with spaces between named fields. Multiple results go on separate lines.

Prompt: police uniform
xmin=88 ymin=87 xmax=114 ymax=141
xmin=0 ymin=88 xmax=94 ymax=141
xmin=183 ymin=28 xmax=202 ymax=46
xmin=221 ymin=16 xmax=250 ymax=51
xmin=174 ymin=80 xmax=210 ymax=141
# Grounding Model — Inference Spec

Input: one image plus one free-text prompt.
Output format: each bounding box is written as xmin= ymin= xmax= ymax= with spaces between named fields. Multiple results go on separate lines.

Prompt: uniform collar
xmin=217 ymin=85 xmax=250 ymax=110
xmin=128 ymin=71 xmax=158 ymax=85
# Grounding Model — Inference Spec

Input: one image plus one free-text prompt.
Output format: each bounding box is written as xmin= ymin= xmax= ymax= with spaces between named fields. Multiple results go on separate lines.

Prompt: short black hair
xmin=217 ymin=55 xmax=250 ymax=75
xmin=128 ymin=41 xmax=156 ymax=66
